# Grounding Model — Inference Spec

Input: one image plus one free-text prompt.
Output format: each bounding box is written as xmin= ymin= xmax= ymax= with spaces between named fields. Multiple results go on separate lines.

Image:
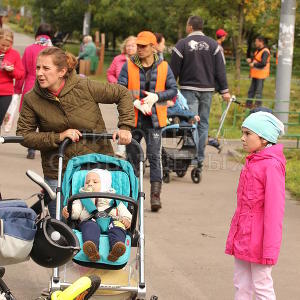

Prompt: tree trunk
xmin=112 ymin=33 xmax=116 ymax=51
xmin=235 ymin=2 xmax=245 ymax=95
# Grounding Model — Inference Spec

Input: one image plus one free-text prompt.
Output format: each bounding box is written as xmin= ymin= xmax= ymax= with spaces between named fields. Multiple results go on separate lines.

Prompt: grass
xmin=284 ymin=149 xmax=300 ymax=200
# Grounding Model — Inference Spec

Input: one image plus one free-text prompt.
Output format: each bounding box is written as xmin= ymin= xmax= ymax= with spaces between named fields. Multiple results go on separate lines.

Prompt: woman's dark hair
xmin=154 ymin=33 xmax=164 ymax=44
xmin=35 ymin=23 xmax=53 ymax=39
xmin=38 ymin=47 xmax=77 ymax=77
xmin=187 ymin=16 xmax=203 ymax=31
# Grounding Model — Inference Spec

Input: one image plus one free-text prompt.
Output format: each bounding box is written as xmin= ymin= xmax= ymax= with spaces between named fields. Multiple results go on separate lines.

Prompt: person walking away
xmin=107 ymin=36 xmax=137 ymax=158
xmin=78 ymin=35 xmax=98 ymax=74
xmin=216 ymin=28 xmax=227 ymax=63
xmin=15 ymin=23 xmax=53 ymax=159
xmin=170 ymin=16 xmax=230 ymax=173
xmin=246 ymin=36 xmax=270 ymax=108
xmin=17 ymin=47 xmax=134 ymax=217
xmin=225 ymin=111 xmax=285 ymax=299
xmin=0 ymin=29 xmax=24 ymax=129
xmin=118 ymin=31 xmax=177 ymax=212
xmin=154 ymin=33 xmax=166 ymax=60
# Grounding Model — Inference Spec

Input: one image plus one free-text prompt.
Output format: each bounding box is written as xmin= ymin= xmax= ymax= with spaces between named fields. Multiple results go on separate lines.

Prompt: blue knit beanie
xmin=242 ymin=112 xmax=285 ymax=143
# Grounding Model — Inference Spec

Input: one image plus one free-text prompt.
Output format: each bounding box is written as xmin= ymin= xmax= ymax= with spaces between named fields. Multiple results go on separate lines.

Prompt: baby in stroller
xmin=62 ymin=169 xmax=132 ymax=263
xmin=167 ymin=90 xmax=200 ymax=125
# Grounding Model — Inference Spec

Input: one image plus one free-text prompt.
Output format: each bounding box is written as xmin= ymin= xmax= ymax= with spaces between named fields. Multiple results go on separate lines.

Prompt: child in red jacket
xmin=0 ymin=29 xmax=24 ymax=126
xmin=226 ymin=111 xmax=286 ymax=299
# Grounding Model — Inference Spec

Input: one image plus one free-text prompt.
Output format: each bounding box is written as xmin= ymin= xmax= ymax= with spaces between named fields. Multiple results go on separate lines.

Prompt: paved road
xmin=1 ymin=26 xmax=300 ymax=300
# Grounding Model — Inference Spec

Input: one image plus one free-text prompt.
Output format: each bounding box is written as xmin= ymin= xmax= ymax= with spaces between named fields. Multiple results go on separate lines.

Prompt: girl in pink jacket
xmin=225 ymin=111 xmax=286 ymax=299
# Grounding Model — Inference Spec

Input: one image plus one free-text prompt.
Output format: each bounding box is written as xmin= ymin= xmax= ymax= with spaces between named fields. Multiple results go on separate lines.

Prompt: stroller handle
xmin=0 ymin=136 xmax=24 ymax=144
xmin=58 ymin=132 xmax=144 ymax=161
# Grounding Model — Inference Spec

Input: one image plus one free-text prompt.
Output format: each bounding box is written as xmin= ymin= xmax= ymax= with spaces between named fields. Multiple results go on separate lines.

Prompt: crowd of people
xmin=0 ymin=15 xmax=285 ymax=299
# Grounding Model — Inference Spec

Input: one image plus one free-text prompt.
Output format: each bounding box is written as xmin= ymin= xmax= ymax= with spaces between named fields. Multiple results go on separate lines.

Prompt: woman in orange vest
xmin=118 ymin=31 xmax=177 ymax=212
xmin=246 ymin=36 xmax=270 ymax=108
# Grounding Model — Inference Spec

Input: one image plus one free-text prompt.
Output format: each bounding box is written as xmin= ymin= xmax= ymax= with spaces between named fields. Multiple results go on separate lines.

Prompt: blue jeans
xmin=180 ymin=90 xmax=213 ymax=162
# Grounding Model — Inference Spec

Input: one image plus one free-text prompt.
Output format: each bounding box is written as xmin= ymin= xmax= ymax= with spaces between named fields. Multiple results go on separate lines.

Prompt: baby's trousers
xmin=234 ymin=258 xmax=276 ymax=300
xmin=79 ymin=220 xmax=126 ymax=250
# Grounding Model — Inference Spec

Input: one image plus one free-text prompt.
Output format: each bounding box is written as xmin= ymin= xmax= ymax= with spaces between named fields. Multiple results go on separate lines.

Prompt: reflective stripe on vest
xmin=250 ymin=48 xmax=270 ymax=79
xmin=127 ymin=59 xmax=168 ymax=127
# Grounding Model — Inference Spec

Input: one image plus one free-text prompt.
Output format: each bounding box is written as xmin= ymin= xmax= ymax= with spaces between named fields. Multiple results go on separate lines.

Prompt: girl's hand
xmin=121 ymin=217 xmax=131 ymax=229
xmin=59 ymin=129 xmax=82 ymax=142
xmin=167 ymin=100 xmax=175 ymax=107
xmin=4 ymin=65 xmax=14 ymax=72
xmin=62 ymin=206 xmax=69 ymax=219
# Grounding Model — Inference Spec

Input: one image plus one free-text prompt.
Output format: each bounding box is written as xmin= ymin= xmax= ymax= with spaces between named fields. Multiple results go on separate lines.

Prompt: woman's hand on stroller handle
xmin=59 ymin=129 xmax=82 ymax=143
xmin=112 ymin=129 xmax=132 ymax=145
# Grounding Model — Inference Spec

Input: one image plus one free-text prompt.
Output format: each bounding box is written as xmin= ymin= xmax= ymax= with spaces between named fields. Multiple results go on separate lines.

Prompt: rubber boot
xmin=150 ymin=181 xmax=162 ymax=212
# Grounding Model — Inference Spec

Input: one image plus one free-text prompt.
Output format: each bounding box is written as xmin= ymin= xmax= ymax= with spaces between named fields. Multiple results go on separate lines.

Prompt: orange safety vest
xmin=250 ymin=48 xmax=270 ymax=79
xmin=127 ymin=59 xmax=168 ymax=128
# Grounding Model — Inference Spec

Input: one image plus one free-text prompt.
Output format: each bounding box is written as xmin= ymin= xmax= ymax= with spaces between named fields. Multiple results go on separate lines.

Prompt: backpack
xmin=0 ymin=200 xmax=37 ymax=265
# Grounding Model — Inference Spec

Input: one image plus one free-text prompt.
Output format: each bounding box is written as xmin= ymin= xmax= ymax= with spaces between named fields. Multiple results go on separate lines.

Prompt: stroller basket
xmin=161 ymin=124 xmax=201 ymax=183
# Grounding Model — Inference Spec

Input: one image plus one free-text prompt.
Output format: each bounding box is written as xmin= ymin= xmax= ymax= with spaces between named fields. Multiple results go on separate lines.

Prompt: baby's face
xmin=84 ymin=172 xmax=101 ymax=192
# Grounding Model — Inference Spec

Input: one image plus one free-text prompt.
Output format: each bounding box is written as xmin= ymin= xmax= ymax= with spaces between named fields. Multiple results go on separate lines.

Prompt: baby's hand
xmin=121 ymin=217 xmax=131 ymax=229
xmin=194 ymin=115 xmax=200 ymax=122
xmin=62 ymin=206 xmax=69 ymax=219
xmin=167 ymin=100 xmax=175 ymax=107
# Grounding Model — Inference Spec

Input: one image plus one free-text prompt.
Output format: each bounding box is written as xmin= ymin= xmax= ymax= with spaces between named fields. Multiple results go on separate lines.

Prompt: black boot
xmin=151 ymin=182 xmax=162 ymax=212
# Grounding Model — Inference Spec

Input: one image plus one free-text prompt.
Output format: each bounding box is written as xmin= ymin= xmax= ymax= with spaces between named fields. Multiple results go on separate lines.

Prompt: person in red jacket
xmin=0 ymin=28 xmax=24 ymax=127
xmin=15 ymin=23 xmax=53 ymax=159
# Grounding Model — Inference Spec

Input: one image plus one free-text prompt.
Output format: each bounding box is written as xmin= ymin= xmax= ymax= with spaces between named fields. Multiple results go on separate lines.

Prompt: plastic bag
xmin=2 ymin=94 xmax=20 ymax=132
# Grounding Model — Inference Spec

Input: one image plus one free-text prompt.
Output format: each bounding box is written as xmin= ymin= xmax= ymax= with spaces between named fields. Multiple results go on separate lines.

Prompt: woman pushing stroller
xmin=62 ymin=169 xmax=131 ymax=262
xmin=17 ymin=47 xmax=135 ymax=217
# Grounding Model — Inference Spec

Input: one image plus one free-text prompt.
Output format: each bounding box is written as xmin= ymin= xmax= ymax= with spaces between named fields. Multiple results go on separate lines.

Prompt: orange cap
xmin=136 ymin=31 xmax=157 ymax=46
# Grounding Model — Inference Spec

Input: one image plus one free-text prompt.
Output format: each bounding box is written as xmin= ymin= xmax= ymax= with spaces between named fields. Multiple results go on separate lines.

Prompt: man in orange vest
xmin=246 ymin=36 xmax=270 ymax=108
xmin=118 ymin=31 xmax=177 ymax=212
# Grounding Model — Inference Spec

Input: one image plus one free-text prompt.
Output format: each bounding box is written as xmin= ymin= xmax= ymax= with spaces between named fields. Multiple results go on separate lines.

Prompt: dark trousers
xmin=79 ymin=220 xmax=126 ymax=250
xmin=0 ymin=95 xmax=12 ymax=126
xmin=246 ymin=78 xmax=264 ymax=107
xmin=126 ymin=116 xmax=162 ymax=183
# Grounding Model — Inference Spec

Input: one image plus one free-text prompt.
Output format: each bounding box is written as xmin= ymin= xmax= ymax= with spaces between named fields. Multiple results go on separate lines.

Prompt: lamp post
xmin=83 ymin=0 xmax=91 ymax=36
xmin=275 ymin=0 xmax=297 ymax=130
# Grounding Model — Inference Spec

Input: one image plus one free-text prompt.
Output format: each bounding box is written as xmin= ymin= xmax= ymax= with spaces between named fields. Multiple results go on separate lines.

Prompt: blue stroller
xmin=53 ymin=133 xmax=147 ymax=299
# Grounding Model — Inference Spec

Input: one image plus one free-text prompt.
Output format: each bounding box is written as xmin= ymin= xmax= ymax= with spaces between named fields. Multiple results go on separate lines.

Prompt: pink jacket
xmin=0 ymin=47 xmax=24 ymax=96
xmin=14 ymin=43 xmax=48 ymax=109
xmin=225 ymin=144 xmax=286 ymax=265
xmin=106 ymin=54 xmax=127 ymax=83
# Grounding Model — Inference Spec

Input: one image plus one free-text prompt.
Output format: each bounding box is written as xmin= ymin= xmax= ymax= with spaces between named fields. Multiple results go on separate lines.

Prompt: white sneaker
xmin=115 ymin=144 xmax=126 ymax=159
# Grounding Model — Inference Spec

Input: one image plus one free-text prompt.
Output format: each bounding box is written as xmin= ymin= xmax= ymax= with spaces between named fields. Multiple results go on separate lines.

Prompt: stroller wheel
xmin=176 ymin=170 xmax=187 ymax=178
xmin=191 ymin=168 xmax=202 ymax=184
xmin=162 ymin=171 xmax=170 ymax=183
xmin=150 ymin=296 xmax=159 ymax=300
